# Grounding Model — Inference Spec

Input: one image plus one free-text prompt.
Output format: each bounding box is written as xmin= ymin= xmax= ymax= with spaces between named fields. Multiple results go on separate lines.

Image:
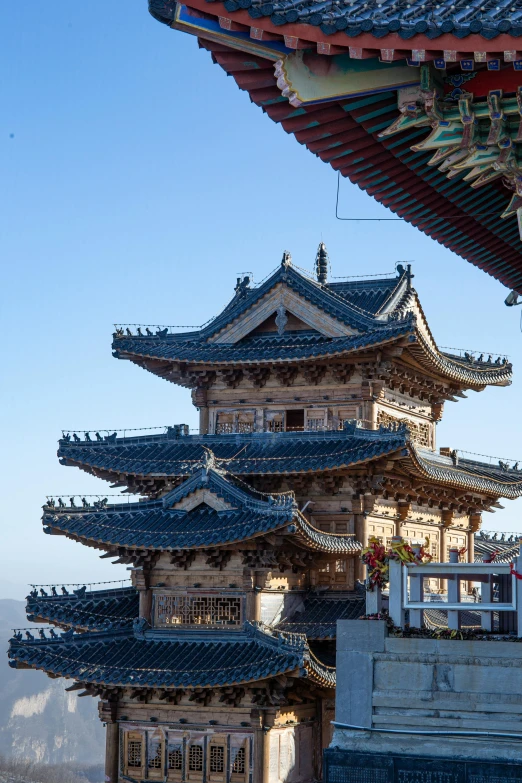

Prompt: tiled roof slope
xmin=26 ymin=587 xmax=138 ymax=632
xmin=58 ymin=426 xmax=409 ymax=477
xmin=57 ymin=426 xmax=522 ymax=499
xmin=277 ymin=593 xmax=365 ymax=638
xmin=113 ymin=319 xmax=415 ymax=365
xmin=43 ymin=460 xmax=361 ymax=552
xmin=474 ymin=532 xmax=521 ymax=563
xmin=112 ymin=263 xmax=511 ymax=389
xmin=325 ymin=278 xmax=407 ymax=316
xmin=43 ymin=498 xmax=360 ymax=553
xmin=150 ymin=0 xmax=522 ymax=40
xmin=423 ymin=608 xmax=486 ymax=630
xmin=199 ymin=264 xmax=406 ymax=337
xmin=411 ymin=449 xmax=522 ymax=500
xmin=43 ymin=502 xmax=296 ymax=550
xmin=9 ymin=624 xmax=335 ymax=689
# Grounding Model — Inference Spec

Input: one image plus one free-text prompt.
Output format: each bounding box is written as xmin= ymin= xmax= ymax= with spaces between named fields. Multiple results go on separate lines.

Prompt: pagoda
xmin=9 ymin=251 xmax=522 ymax=783
xmin=150 ymin=0 xmax=522 ymax=292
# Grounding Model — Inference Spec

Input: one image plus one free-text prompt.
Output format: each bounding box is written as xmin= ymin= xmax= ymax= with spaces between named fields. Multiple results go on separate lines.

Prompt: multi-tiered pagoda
xmin=9 ymin=251 xmax=522 ymax=783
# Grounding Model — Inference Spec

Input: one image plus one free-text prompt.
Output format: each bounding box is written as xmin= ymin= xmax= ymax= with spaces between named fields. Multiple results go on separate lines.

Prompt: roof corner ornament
xmin=396 ymin=262 xmax=414 ymax=290
xmin=133 ymin=616 xmax=150 ymax=640
xmin=315 ymin=242 xmax=328 ymax=284
xmin=275 ymin=306 xmax=288 ymax=336
xmin=281 ymin=250 xmax=292 ymax=268
xmin=202 ymin=447 xmax=217 ymax=474
xmin=234 ymin=275 xmax=251 ymax=299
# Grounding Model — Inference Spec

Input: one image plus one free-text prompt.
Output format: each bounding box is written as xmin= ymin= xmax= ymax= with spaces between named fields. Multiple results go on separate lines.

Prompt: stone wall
xmin=333 ymin=619 xmax=522 ymax=764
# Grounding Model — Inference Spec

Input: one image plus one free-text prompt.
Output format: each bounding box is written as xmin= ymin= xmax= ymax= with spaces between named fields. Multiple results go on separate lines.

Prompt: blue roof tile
xmin=26 ymin=587 xmax=138 ymax=632
xmin=9 ymin=623 xmax=335 ymax=689
xmin=43 ymin=462 xmax=362 ymax=553
xmin=149 ymin=0 xmax=522 ymax=40
xmin=58 ymin=425 xmax=409 ymax=477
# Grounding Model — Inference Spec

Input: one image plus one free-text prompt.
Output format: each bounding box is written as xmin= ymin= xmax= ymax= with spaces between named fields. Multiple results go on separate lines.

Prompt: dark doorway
xmin=286 ymin=409 xmax=304 ymax=431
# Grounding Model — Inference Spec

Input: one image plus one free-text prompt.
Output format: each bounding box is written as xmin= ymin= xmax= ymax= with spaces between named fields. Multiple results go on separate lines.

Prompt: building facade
xmin=9 ymin=252 xmax=522 ymax=783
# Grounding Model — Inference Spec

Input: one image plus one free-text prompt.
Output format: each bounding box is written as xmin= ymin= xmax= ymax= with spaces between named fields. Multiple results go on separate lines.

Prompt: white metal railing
xmin=367 ymin=541 xmax=522 ymax=634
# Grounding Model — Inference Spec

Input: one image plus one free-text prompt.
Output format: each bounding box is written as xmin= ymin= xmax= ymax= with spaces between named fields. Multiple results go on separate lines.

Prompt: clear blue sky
xmin=1 ymin=1 xmax=521 ymax=600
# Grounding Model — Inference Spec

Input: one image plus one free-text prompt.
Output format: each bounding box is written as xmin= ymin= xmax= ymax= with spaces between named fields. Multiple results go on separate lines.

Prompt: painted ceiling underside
xmin=149 ymin=0 xmax=522 ymax=290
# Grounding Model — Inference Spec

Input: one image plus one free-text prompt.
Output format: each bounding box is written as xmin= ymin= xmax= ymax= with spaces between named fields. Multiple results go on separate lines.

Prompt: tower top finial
xmin=315 ymin=242 xmax=328 ymax=284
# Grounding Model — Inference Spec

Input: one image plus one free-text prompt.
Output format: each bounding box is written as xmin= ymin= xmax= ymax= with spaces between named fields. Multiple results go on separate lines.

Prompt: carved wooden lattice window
xmin=168 ymin=747 xmax=183 ymax=770
xmin=189 ymin=745 xmax=204 ymax=772
xmin=156 ymin=594 xmax=242 ymax=627
xmin=338 ymin=408 xmax=358 ymax=429
xmin=216 ymin=412 xmax=255 ymax=434
xmin=148 ymin=740 xmax=163 ymax=770
xmin=127 ymin=741 xmax=143 ymax=768
xmin=210 ymin=746 xmax=225 ymax=773
xmin=305 ymin=409 xmax=327 ymax=431
xmin=265 ymin=411 xmax=284 ymax=432
xmin=335 ymin=559 xmax=346 ymax=573
xmin=216 ymin=412 xmax=234 ymax=434
xmin=377 ymin=410 xmax=431 ymax=448
xmin=237 ymin=412 xmax=255 ymax=434
xmin=232 ymin=748 xmax=246 ymax=774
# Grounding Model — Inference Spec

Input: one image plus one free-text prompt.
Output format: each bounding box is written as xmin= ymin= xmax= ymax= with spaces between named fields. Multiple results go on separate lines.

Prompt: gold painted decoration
xmin=273 ymin=52 xmax=420 ymax=108
xmin=380 ymin=79 xmax=522 ymax=229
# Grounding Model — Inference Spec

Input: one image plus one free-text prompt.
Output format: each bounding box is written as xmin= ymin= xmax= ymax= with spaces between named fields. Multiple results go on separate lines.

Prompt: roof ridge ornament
xmin=281 ymin=250 xmax=292 ymax=268
xmin=315 ymin=242 xmax=329 ymax=284
xmin=275 ymin=306 xmax=288 ymax=336
xmin=201 ymin=447 xmax=218 ymax=474
xmin=234 ymin=276 xmax=251 ymax=300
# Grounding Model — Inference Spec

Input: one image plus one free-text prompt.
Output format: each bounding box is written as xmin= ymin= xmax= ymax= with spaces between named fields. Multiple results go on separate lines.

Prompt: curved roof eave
xmin=56 ymin=427 xmax=409 ymax=480
xmin=176 ymin=35 xmax=522 ymax=292
xmin=25 ymin=587 xmax=139 ymax=633
xmin=42 ymin=505 xmax=362 ymax=555
xmin=405 ymin=444 xmax=522 ymax=499
xmin=8 ymin=624 xmax=334 ymax=689
xmin=149 ymin=0 xmax=522 ymax=52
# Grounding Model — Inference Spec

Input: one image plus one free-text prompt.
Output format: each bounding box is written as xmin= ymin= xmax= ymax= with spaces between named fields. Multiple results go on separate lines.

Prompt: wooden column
xmin=254 ymin=574 xmax=265 ymax=622
xmin=139 ymin=588 xmax=152 ymax=624
xmin=262 ymin=728 xmax=271 ymax=783
xmin=104 ymin=721 xmax=119 ymax=783
xmin=261 ymin=711 xmax=276 ymax=783
xmin=135 ymin=568 xmax=152 ymax=625
xmin=354 ymin=513 xmax=367 ymax=583
xmin=194 ymin=387 xmax=209 ymax=434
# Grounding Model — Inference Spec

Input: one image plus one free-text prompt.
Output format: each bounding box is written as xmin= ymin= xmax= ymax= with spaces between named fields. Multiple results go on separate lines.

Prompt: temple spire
xmin=315 ymin=242 xmax=328 ymax=284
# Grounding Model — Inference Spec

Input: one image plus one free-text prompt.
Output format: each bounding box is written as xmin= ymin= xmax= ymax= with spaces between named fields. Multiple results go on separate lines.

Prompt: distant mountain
xmin=0 ymin=600 xmax=104 ymax=767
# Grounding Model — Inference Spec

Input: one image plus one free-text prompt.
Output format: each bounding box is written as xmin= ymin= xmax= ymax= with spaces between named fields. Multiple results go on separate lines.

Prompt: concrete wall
xmin=334 ymin=619 xmax=522 ymax=763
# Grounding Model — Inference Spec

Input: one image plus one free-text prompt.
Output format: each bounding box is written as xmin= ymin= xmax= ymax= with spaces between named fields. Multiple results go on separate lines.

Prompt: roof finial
xmin=281 ymin=250 xmax=292 ymax=268
xmin=202 ymin=448 xmax=217 ymax=473
xmin=315 ymin=242 xmax=328 ymax=284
